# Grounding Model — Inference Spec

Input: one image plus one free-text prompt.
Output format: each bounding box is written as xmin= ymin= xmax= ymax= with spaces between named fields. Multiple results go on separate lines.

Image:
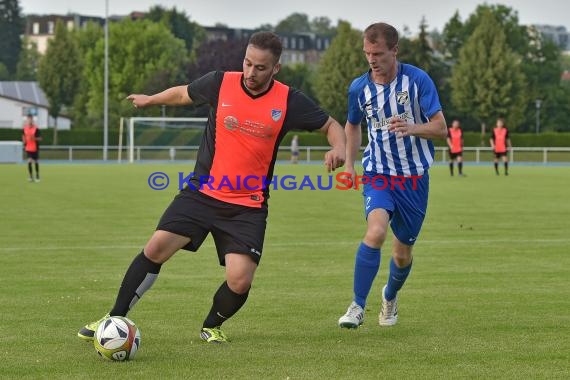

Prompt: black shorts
xmin=156 ymin=189 xmax=268 ymax=266
xmin=494 ymin=152 xmax=507 ymax=158
xmin=449 ymin=151 xmax=462 ymax=160
xmin=26 ymin=151 xmax=39 ymax=160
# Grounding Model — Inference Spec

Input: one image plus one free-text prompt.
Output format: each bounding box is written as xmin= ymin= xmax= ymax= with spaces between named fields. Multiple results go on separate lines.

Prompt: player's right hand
xmin=344 ymin=167 xmax=358 ymax=189
xmin=126 ymin=94 xmax=151 ymax=108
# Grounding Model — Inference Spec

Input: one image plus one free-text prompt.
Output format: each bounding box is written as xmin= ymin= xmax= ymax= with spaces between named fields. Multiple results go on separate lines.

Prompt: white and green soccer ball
xmin=93 ymin=316 xmax=141 ymax=361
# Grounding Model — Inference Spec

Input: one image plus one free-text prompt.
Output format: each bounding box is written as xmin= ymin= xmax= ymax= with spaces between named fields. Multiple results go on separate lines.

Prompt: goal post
xmin=120 ymin=117 xmax=207 ymax=163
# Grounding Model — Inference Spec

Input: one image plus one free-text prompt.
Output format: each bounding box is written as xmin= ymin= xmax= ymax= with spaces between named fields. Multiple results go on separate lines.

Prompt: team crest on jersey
xmin=271 ymin=109 xmax=282 ymax=122
xmin=396 ymin=91 xmax=409 ymax=105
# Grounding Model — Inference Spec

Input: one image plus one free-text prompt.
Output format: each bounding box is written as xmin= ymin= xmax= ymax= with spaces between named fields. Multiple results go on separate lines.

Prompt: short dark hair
xmin=364 ymin=23 xmax=399 ymax=50
xmin=248 ymin=31 xmax=283 ymax=62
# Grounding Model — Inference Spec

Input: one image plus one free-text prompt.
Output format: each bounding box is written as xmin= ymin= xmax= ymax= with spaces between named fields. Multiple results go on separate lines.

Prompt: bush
xmin=3 ymin=128 xmax=570 ymax=147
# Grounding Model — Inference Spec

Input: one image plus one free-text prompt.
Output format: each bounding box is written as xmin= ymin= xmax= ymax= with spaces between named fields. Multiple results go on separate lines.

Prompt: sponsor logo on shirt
xmin=396 ymin=91 xmax=409 ymax=105
xmin=371 ymin=111 xmax=413 ymax=130
xmin=223 ymin=115 xmax=274 ymax=139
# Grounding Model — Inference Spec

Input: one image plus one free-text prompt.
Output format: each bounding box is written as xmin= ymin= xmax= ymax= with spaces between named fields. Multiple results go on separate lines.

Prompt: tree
xmin=276 ymin=63 xmax=316 ymax=100
xmin=144 ymin=6 xmax=205 ymax=55
xmin=540 ymin=86 xmax=570 ymax=131
xmin=450 ymin=10 xmax=527 ymax=132
xmin=16 ymin=38 xmax=41 ymax=80
xmin=464 ymin=4 xmax=528 ymax=56
xmin=561 ymin=54 xmax=570 ymax=72
xmin=187 ymin=38 xmax=246 ymax=81
xmin=314 ymin=21 xmax=368 ymax=122
xmin=442 ymin=11 xmax=464 ymax=60
xmin=310 ymin=16 xmax=336 ymax=37
xmin=0 ymin=62 xmax=9 ymax=80
xmin=37 ymin=20 xmax=82 ymax=144
xmin=70 ymin=21 xmax=103 ymax=128
xmin=256 ymin=23 xmax=274 ymax=32
xmin=82 ymin=19 xmax=188 ymax=126
xmin=275 ymin=13 xmax=311 ymax=34
xmin=398 ymin=17 xmax=434 ymax=72
xmin=185 ymin=37 xmax=247 ymax=116
xmin=0 ymin=0 xmax=23 ymax=76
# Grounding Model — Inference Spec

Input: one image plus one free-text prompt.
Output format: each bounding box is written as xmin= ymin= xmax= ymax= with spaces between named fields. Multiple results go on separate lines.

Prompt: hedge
xmin=2 ymin=128 xmax=570 ymax=147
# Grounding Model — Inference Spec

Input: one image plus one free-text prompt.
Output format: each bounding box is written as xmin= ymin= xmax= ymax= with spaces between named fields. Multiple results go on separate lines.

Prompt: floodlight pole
xmin=535 ymin=99 xmax=542 ymax=134
xmin=103 ymin=0 xmax=109 ymax=160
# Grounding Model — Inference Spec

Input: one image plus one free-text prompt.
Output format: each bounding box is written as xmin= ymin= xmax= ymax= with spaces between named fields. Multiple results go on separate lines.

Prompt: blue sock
xmin=353 ymin=242 xmax=380 ymax=308
xmin=384 ymin=258 xmax=412 ymax=301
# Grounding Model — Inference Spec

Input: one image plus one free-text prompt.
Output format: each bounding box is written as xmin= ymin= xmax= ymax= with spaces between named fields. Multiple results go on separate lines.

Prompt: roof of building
xmin=0 ymin=81 xmax=49 ymax=107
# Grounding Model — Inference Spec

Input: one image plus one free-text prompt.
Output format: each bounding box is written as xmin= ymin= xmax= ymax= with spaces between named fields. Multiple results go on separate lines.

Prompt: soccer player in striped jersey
xmin=338 ymin=22 xmax=447 ymax=329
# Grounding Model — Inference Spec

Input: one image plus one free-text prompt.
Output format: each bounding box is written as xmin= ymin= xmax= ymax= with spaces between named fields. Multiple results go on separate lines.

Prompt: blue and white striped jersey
xmin=347 ymin=62 xmax=442 ymax=176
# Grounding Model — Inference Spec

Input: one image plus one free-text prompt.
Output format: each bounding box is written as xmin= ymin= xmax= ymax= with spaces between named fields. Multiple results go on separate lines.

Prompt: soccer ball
xmin=93 ymin=316 xmax=141 ymax=361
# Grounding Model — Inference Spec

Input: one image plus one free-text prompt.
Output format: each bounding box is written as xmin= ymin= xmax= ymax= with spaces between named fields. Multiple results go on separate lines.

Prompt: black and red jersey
xmin=187 ymin=71 xmax=328 ymax=208
xmin=23 ymin=125 xmax=41 ymax=152
xmin=492 ymin=127 xmax=509 ymax=153
xmin=447 ymin=127 xmax=463 ymax=153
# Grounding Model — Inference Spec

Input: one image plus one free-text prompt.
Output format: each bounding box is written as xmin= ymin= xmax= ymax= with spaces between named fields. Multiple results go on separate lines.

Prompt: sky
xmin=18 ymin=0 xmax=570 ymax=34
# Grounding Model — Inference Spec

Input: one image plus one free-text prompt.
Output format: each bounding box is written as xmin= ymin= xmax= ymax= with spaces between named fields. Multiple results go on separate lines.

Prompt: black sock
xmin=35 ymin=162 xmax=39 ymax=178
xmin=109 ymin=251 xmax=162 ymax=316
xmin=449 ymin=163 xmax=454 ymax=176
xmin=203 ymin=281 xmax=249 ymax=328
xmin=494 ymin=162 xmax=499 ymax=174
xmin=505 ymin=162 xmax=508 ymax=174
xmin=28 ymin=162 xmax=33 ymax=178
xmin=458 ymin=162 xmax=463 ymax=175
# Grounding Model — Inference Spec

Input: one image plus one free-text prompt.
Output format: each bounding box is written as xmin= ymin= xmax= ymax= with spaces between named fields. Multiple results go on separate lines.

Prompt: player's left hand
xmin=388 ymin=117 xmax=416 ymax=137
xmin=324 ymin=148 xmax=345 ymax=173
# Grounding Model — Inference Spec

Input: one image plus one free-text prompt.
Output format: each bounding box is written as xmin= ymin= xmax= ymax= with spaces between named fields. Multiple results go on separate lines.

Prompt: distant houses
xmin=0 ymin=81 xmax=71 ymax=130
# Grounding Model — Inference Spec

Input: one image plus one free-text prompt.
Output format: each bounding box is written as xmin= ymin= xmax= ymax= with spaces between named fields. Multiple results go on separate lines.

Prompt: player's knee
xmin=143 ymin=239 xmax=172 ymax=264
xmin=364 ymin=225 xmax=387 ymax=246
xmin=226 ymin=276 xmax=252 ymax=294
xmin=392 ymin=251 xmax=412 ymax=267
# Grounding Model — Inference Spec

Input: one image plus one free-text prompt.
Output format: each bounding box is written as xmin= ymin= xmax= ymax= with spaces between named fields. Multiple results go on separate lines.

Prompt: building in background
xmin=23 ymin=13 xmax=333 ymax=67
xmin=0 ymin=81 xmax=71 ymax=130
xmin=202 ymin=26 xmax=332 ymax=66
xmin=24 ymin=14 xmax=105 ymax=54
xmin=533 ymin=25 xmax=570 ymax=53
xmin=278 ymin=32 xmax=331 ymax=66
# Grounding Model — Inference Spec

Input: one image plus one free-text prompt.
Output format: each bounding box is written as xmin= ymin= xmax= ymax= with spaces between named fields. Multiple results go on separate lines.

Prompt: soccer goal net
xmin=119 ymin=117 xmax=207 ymax=163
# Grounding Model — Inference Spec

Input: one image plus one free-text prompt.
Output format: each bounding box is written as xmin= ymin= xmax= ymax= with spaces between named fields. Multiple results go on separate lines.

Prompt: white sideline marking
xmin=1 ymin=238 xmax=569 ymax=252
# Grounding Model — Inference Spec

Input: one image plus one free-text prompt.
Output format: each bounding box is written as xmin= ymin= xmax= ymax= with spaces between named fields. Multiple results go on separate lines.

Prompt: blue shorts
xmin=362 ymin=172 xmax=429 ymax=245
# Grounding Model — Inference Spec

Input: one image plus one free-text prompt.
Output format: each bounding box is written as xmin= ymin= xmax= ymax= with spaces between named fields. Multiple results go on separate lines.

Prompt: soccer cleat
xmin=77 ymin=314 xmax=110 ymax=341
xmin=200 ymin=327 xmax=229 ymax=343
xmin=338 ymin=301 xmax=364 ymax=329
xmin=379 ymin=285 xmax=398 ymax=326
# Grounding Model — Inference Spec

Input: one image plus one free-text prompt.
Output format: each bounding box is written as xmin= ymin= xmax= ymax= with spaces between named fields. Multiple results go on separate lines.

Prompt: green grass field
xmin=1 ymin=163 xmax=569 ymax=379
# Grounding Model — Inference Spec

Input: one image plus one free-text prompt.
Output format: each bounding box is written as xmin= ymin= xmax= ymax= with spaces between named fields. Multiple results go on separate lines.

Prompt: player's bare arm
xmin=388 ymin=111 xmax=447 ymax=140
xmin=126 ymin=85 xmax=193 ymax=108
xmin=319 ymin=116 xmax=346 ymax=172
